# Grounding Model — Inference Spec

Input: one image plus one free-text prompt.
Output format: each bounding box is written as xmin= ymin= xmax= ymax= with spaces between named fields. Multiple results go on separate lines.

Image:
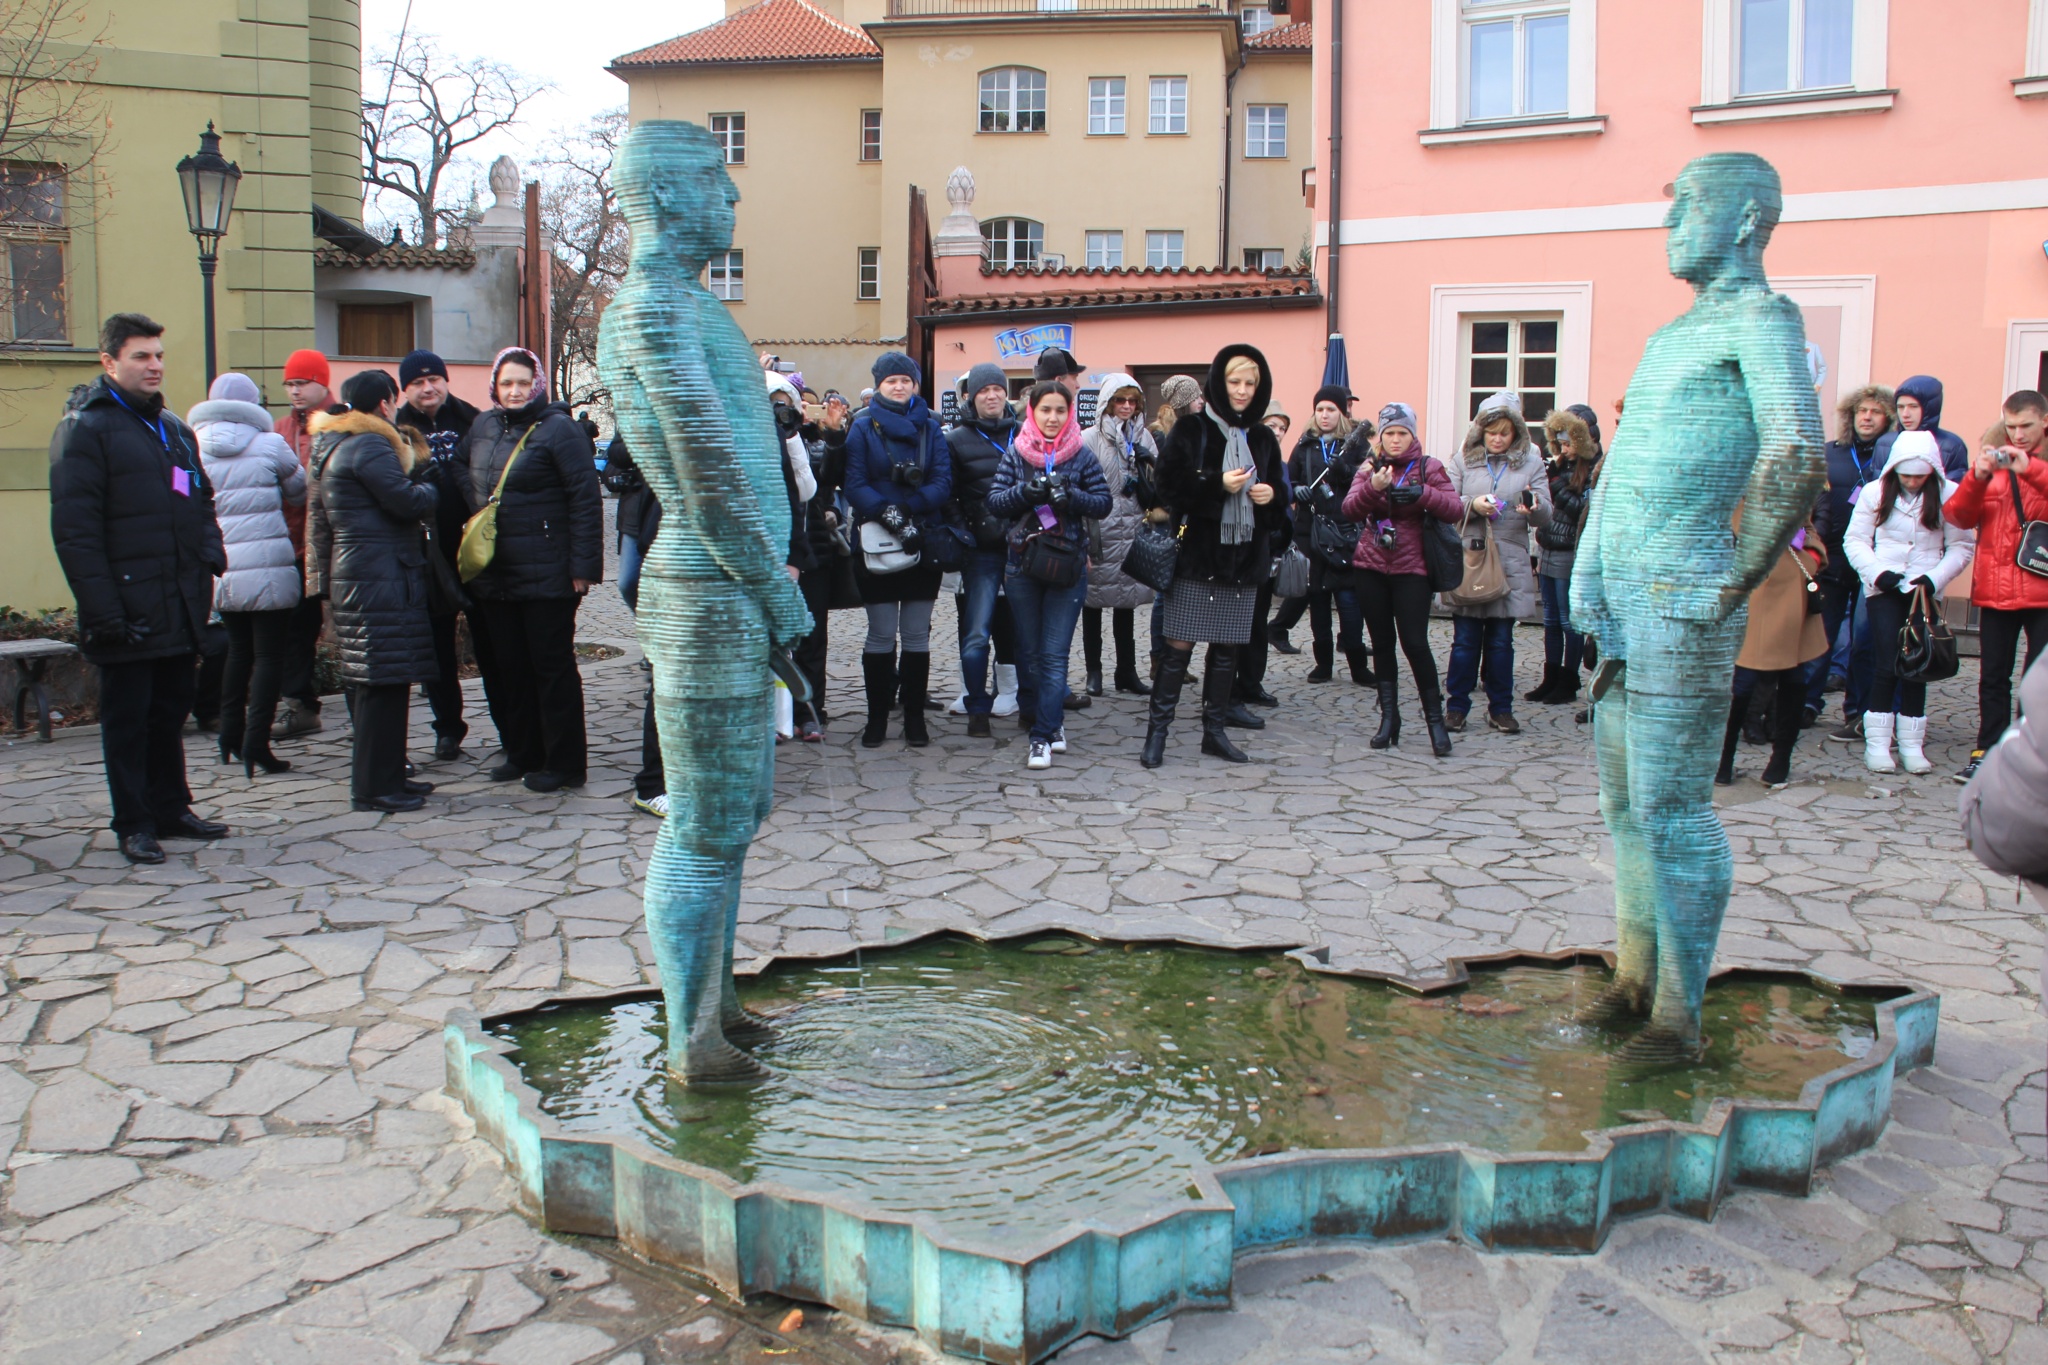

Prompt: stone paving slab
xmin=0 ymin=551 xmax=2042 ymax=1363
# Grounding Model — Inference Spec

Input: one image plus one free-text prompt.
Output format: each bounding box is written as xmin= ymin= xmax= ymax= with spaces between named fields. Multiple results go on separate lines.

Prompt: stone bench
xmin=0 ymin=638 xmax=81 ymax=741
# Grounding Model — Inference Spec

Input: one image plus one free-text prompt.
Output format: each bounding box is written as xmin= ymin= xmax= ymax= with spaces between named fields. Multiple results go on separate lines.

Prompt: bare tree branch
xmin=360 ymin=37 xmax=544 ymax=248
xmin=538 ymin=110 xmax=627 ymax=414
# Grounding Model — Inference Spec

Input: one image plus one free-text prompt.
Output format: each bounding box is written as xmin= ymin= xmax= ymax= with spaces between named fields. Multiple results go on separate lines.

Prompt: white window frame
xmin=1459 ymin=1 xmax=1571 ymax=123
xmin=857 ymin=247 xmax=880 ymax=301
xmin=1428 ymin=0 xmax=1599 ymax=141
xmin=1770 ymin=274 xmax=1876 ymax=409
xmin=1145 ymin=230 xmax=1185 ymax=269
xmin=979 ymin=68 xmax=1047 ymax=133
xmin=1085 ymin=230 xmax=1124 ymax=268
xmin=1425 ymin=282 xmax=1592 ymax=458
xmin=2018 ymin=0 xmax=2048 ymax=96
xmin=1244 ymin=247 xmax=1285 ymax=271
xmin=1241 ymin=5 xmax=1276 ymax=37
xmin=859 ymin=109 xmax=882 ymax=161
xmin=982 ymin=217 xmax=1043 ymax=271
xmin=1088 ymin=78 xmax=1126 ymax=135
xmin=710 ymin=113 xmax=745 ymax=165
xmin=1148 ymin=77 xmax=1188 ymax=135
xmin=708 ymin=250 xmax=744 ymax=302
xmin=1457 ymin=314 xmax=1563 ymax=428
xmin=1244 ymin=104 xmax=1287 ymax=158
xmin=1696 ymin=0 xmax=1892 ymax=122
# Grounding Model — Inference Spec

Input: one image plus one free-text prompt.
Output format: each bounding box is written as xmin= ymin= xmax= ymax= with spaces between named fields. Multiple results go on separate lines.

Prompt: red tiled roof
xmin=928 ymin=267 xmax=1319 ymax=317
xmin=613 ymin=0 xmax=880 ymax=68
xmin=1248 ymin=20 xmax=1310 ymax=50
xmin=315 ymin=244 xmax=476 ymax=270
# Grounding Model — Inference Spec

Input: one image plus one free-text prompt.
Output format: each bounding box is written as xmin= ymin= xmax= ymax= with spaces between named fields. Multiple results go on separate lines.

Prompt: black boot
xmin=1761 ymin=676 xmax=1802 ymax=786
xmin=1716 ymin=700 xmax=1744 ymax=785
xmin=1114 ymin=662 xmax=1152 ymax=696
xmin=1421 ymin=685 xmax=1453 ymax=758
xmin=1113 ymin=612 xmax=1150 ymax=694
xmin=1201 ymin=650 xmax=1251 ymax=763
xmin=1524 ymin=664 xmax=1560 ymax=703
xmin=899 ymin=652 xmax=932 ymax=746
xmin=1547 ymin=669 xmax=1580 ymax=705
xmin=1142 ymin=646 xmax=1194 ymax=768
xmin=861 ymin=653 xmax=896 ymax=748
xmin=1345 ymin=646 xmax=1375 ymax=687
xmin=1307 ymin=640 xmax=1334 ymax=683
xmin=1370 ymin=680 xmax=1400 ymax=749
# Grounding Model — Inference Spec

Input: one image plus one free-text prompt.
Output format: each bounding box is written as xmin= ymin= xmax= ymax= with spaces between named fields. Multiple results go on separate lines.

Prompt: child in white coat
xmin=1843 ymin=430 xmax=1975 ymax=772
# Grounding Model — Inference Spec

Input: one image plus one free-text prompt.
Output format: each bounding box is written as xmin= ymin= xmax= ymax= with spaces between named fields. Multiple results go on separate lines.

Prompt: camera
xmin=1995 ymin=448 xmax=2014 ymax=469
xmin=890 ymin=461 xmax=926 ymax=488
xmin=1375 ymin=519 xmax=1398 ymax=551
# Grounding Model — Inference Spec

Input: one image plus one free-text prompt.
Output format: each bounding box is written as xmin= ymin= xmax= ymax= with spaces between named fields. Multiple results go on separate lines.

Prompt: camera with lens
xmin=889 ymin=461 xmax=926 ymax=488
xmin=1375 ymin=519 xmax=1398 ymax=552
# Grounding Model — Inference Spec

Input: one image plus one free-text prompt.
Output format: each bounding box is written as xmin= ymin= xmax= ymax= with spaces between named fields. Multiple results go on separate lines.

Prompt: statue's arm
xmin=1728 ymin=297 xmax=1827 ymax=601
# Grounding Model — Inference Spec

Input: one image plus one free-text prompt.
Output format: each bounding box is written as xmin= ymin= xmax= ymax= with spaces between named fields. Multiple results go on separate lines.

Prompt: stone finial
xmin=489 ymin=155 xmax=521 ymax=207
xmin=934 ymin=166 xmax=982 ymax=259
xmin=472 ymin=155 xmax=527 ymax=247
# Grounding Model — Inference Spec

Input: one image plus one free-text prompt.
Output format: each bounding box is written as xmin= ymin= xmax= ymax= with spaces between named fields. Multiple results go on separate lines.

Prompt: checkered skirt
xmin=1159 ymin=578 xmax=1260 ymax=644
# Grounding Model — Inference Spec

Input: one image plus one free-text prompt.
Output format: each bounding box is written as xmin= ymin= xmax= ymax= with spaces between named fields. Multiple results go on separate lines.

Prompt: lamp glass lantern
xmin=176 ymin=122 xmax=242 ymax=384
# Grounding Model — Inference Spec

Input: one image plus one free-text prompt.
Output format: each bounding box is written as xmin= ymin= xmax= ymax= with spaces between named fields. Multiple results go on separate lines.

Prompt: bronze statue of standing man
xmin=1571 ymin=153 xmax=1825 ymax=1061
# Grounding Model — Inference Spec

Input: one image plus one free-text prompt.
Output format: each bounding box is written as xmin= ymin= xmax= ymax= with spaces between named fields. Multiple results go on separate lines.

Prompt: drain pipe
xmin=1221 ymin=34 xmax=1246 ymax=267
xmin=1325 ymin=0 xmax=1344 ymax=338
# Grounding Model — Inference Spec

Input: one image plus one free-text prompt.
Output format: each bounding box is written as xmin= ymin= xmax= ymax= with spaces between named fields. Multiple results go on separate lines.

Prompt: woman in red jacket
xmin=1944 ymin=391 xmax=2048 ymax=782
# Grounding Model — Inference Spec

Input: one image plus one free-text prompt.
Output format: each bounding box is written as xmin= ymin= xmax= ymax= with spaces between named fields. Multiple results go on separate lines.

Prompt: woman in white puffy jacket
xmin=1843 ymin=430 xmax=1974 ymax=774
xmin=188 ymin=372 xmax=306 ymax=776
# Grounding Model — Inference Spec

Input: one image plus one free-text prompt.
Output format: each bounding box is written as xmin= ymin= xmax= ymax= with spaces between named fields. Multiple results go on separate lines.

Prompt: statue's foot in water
xmin=668 ymin=1034 xmax=767 ymax=1085
xmin=1574 ymin=978 xmax=1652 ymax=1028
xmin=1615 ymin=1023 xmax=1703 ymax=1066
xmin=721 ymin=1006 xmax=777 ymax=1049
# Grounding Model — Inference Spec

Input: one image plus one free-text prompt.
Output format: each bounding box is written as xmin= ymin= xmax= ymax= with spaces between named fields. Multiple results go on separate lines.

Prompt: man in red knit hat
xmin=274 ymin=348 xmax=336 ymax=736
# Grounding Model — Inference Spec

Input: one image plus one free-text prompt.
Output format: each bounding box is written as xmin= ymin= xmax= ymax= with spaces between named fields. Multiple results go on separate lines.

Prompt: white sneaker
xmin=1049 ymin=729 xmax=1067 ymax=754
xmin=1027 ymin=740 xmax=1052 ymax=770
xmin=1896 ymin=715 xmax=1933 ymax=774
xmin=947 ymin=691 xmax=970 ymax=716
xmin=632 ymin=793 xmax=670 ymax=818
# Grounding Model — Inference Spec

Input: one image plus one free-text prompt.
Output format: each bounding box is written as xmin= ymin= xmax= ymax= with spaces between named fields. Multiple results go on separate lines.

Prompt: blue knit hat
xmin=871 ymin=351 xmax=921 ymax=385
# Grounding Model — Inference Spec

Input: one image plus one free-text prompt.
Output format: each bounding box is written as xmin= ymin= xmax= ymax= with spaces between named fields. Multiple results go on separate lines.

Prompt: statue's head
xmin=614 ymin=121 xmax=739 ymax=268
xmin=1664 ymin=153 xmax=1782 ymax=286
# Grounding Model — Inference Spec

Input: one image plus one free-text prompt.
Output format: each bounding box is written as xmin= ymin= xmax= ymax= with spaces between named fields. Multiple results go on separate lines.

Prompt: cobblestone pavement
xmin=1 ymin=559 xmax=2043 ymax=1364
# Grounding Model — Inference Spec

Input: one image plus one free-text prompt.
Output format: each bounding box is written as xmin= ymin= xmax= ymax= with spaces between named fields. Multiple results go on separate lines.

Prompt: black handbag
xmin=422 ymin=526 xmax=470 ymax=615
xmin=1021 ymin=531 xmax=1083 ymax=588
xmin=1422 ymin=516 xmax=1464 ymax=593
xmin=2007 ymin=468 xmax=2048 ymax=579
xmin=1123 ymin=522 xmax=1181 ymax=593
xmin=1896 ymin=583 xmax=1959 ymax=683
xmin=1309 ymin=514 xmax=1361 ymax=569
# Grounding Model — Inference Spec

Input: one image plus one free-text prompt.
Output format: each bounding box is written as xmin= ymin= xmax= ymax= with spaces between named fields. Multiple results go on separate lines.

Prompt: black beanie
xmin=1312 ymin=384 xmax=1354 ymax=412
xmin=399 ymin=349 xmax=448 ymax=390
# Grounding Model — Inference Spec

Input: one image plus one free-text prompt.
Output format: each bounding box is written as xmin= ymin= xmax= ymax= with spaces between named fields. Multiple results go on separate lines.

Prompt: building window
xmin=337 ymin=302 xmax=415 ymax=358
xmin=1738 ymin=0 xmax=1853 ymax=95
xmin=1244 ymin=247 xmax=1284 ymax=270
xmin=0 ymin=162 xmax=67 ymax=346
xmin=1461 ymin=315 xmax=1558 ymax=424
xmin=857 ymin=247 xmax=880 ymax=300
xmin=1088 ymin=78 xmax=1126 ymax=135
xmin=1145 ymin=230 xmax=1184 ymax=269
xmin=710 ymin=113 xmax=746 ymax=165
xmin=860 ymin=109 xmax=882 ymax=161
xmin=1085 ymin=231 xmax=1124 ymax=268
xmin=1464 ymin=1 xmax=1570 ymax=121
xmin=982 ymin=218 xmax=1043 ymax=271
xmin=979 ymin=68 xmax=1047 ymax=133
xmin=708 ymin=250 xmax=744 ymax=301
xmin=1241 ymin=5 xmax=1276 ymax=36
xmin=1148 ymin=77 xmax=1188 ymax=134
xmin=1245 ymin=104 xmax=1288 ymax=157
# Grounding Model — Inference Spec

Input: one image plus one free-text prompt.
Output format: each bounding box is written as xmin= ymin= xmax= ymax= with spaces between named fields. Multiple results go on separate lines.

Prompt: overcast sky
xmin=359 ymin=0 xmax=723 ymax=202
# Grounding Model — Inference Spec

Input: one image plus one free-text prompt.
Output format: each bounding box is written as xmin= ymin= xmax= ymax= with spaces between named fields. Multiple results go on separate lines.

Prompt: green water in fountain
xmin=488 ymin=936 xmax=1881 ymax=1241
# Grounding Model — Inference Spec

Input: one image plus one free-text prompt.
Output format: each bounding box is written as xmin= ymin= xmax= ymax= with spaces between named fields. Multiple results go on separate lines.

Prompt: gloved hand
xmin=1912 ymin=574 xmax=1938 ymax=595
xmin=878 ymin=503 xmax=911 ymax=537
xmin=1873 ymin=570 xmax=1904 ymax=594
xmin=1021 ymin=474 xmax=1054 ymax=504
xmin=87 ymin=619 xmax=149 ymax=649
xmin=1291 ymin=484 xmax=1314 ymax=507
xmin=1387 ymin=483 xmax=1421 ymax=507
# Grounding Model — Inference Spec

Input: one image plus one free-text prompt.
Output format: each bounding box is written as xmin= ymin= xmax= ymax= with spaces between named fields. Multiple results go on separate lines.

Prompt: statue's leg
xmin=1580 ymin=677 xmax=1657 ymax=1024
xmin=1620 ymin=687 xmax=1734 ymax=1061
xmin=719 ymin=690 xmax=780 ymax=1045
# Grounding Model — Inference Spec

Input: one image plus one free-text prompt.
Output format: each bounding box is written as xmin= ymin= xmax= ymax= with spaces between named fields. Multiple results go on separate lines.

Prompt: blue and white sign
xmin=993 ymin=323 xmax=1074 ymax=364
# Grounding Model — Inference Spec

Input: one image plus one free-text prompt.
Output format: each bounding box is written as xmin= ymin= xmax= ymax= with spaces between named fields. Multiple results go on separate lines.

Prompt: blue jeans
xmin=957 ymin=550 xmax=1005 ymax=715
xmin=618 ymin=534 xmax=646 ymax=613
xmin=1445 ymin=615 xmax=1516 ymax=717
xmin=1006 ymin=567 xmax=1087 ymax=742
xmin=1538 ymin=574 xmax=1583 ymax=672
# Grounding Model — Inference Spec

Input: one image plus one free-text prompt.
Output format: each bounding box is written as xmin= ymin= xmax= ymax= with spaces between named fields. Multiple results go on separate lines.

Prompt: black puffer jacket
xmin=461 ymin=398 xmax=602 ymax=600
xmin=50 ymin=378 xmax=226 ymax=665
xmin=307 ymin=411 xmax=439 ymax=688
xmin=801 ymin=421 xmax=850 ymax=562
xmin=397 ymin=393 xmax=480 ymax=571
xmin=946 ymin=409 xmax=1018 ymax=549
xmin=1157 ymin=344 xmax=1291 ymax=587
xmin=1288 ymin=427 xmax=1365 ymax=589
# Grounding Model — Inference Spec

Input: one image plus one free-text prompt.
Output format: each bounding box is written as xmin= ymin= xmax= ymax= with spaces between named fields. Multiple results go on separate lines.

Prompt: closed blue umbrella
xmin=1321 ymin=333 xmax=1349 ymax=394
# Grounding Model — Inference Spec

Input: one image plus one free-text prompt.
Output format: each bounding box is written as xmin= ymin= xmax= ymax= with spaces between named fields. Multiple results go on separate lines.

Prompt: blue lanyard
xmin=1392 ymin=458 xmax=1419 ymax=489
xmin=1484 ymin=457 xmax=1507 ymax=492
xmin=106 ymin=384 xmax=174 ymax=454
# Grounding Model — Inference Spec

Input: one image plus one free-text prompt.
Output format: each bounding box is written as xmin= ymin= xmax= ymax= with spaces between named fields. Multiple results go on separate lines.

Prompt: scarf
xmin=1018 ymin=413 xmax=1083 ymax=470
xmin=1205 ymin=407 xmax=1256 ymax=545
xmin=865 ymin=392 xmax=932 ymax=446
xmin=489 ymin=346 xmax=547 ymax=409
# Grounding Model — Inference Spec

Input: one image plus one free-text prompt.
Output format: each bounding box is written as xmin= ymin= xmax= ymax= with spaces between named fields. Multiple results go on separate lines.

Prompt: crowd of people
xmin=45 ymin=310 xmax=2048 ymax=859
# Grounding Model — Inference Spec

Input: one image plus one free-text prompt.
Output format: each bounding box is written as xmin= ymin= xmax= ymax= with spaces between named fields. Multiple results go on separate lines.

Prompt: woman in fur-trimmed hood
xmin=1440 ymin=391 xmax=1551 ymax=733
xmin=1526 ymin=406 xmax=1599 ymax=706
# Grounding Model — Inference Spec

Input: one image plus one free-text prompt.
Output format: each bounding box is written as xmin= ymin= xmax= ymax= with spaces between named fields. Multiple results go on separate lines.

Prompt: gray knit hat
xmin=1161 ymin=374 xmax=1202 ymax=414
xmin=961 ymin=362 xmax=1008 ymax=400
xmin=1377 ymin=402 xmax=1418 ymax=438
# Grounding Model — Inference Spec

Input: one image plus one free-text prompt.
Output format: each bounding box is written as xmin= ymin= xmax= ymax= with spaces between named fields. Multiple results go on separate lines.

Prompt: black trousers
xmin=477 ymin=597 xmax=587 ymax=780
xmin=795 ymin=569 xmax=833 ymax=718
xmin=280 ymin=591 xmax=325 ymax=709
xmin=350 ymin=683 xmax=411 ymax=803
xmin=636 ymin=684 xmax=665 ymax=799
xmin=1238 ymin=584 xmax=1276 ymax=688
xmin=220 ymin=608 xmax=292 ymax=755
xmin=1863 ymin=591 xmax=1926 ymax=718
xmin=423 ymin=612 xmax=467 ymax=742
xmin=1355 ymin=569 xmax=1441 ymax=693
xmin=192 ymin=649 xmax=227 ymax=726
xmin=98 ymin=654 xmax=197 ymax=836
xmin=1271 ymin=592 xmax=1308 ymax=634
xmin=1975 ymin=604 xmax=2048 ymax=750
xmin=1081 ymin=606 xmax=1138 ymax=674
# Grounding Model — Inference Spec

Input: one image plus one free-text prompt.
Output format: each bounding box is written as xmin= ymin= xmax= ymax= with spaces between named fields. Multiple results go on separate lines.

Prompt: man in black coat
xmin=50 ymin=314 xmax=231 ymax=864
xmin=397 ymin=348 xmax=484 ymax=761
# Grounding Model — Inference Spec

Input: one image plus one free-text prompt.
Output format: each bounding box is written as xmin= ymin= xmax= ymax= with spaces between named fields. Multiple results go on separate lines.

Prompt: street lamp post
xmin=176 ymin=123 xmax=242 ymax=387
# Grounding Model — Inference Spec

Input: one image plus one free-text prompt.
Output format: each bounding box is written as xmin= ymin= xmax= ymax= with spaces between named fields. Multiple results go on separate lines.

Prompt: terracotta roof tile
xmin=1248 ymin=20 xmax=1310 ymax=50
xmin=930 ymin=267 xmax=1318 ymax=316
xmin=315 ymin=244 xmax=476 ymax=270
xmin=614 ymin=0 xmax=880 ymax=68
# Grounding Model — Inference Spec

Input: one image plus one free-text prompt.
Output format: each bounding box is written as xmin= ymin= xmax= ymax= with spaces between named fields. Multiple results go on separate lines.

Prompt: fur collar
xmin=309 ymin=409 xmax=425 ymax=473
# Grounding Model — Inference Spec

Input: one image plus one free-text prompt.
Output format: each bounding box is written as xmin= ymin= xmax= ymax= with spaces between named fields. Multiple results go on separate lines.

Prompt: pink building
xmin=1313 ymin=0 xmax=2048 ymax=457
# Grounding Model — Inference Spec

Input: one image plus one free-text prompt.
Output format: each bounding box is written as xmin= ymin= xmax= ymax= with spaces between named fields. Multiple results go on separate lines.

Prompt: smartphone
xmin=804 ymin=402 xmax=826 ymax=423
xmin=1520 ymin=488 xmax=1537 ymax=510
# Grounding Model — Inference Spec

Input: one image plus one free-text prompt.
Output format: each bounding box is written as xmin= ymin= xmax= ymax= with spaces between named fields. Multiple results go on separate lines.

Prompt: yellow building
xmin=0 ymin=0 xmax=362 ymax=611
xmin=611 ymin=0 xmax=1313 ymax=398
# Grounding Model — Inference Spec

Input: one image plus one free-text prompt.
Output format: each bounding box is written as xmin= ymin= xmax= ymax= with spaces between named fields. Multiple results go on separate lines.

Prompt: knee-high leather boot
xmin=1420 ymin=682 xmax=1453 ymax=758
xmin=1141 ymin=645 xmax=1193 ymax=768
xmin=1717 ymin=699 xmax=1745 ymax=785
xmin=898 ymin=651 xmax=931 ymax=747
xmin=860 ymin=653 xmax=896 ymax=749
xmin=1201 ymin=648 xmax=1251 ymax=763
